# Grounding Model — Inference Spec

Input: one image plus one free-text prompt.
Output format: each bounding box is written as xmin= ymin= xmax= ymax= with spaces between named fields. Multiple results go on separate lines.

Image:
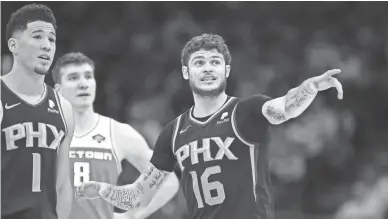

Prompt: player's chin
xmin=33 ymin=65 xmax=50 ymax=75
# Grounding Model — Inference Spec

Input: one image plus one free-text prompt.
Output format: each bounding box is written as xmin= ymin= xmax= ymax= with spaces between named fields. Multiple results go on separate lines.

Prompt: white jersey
xmin=69 ymin=114 xmax=124 ymax=219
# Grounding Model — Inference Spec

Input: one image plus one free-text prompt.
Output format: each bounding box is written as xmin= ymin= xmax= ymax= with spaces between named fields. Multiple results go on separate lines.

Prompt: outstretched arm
xmin=262 ymin=69 xmax=343 ymax=125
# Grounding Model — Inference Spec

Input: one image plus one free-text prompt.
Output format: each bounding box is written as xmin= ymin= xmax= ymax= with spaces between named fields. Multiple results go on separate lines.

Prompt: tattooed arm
xmin=76 ymin=119 xmax=178 ymax=212
xmin=100 ymin=163 xmax=170 ymax=211
xmin=262 ymin=69 xmax=343 ymax=125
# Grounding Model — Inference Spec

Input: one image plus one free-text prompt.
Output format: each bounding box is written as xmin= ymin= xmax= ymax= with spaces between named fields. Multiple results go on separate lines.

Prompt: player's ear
xmin=8 ymin=38 xmax=18 ymax=55
xmin=225 ymin=65 xmax=231 ymax=78
xmin=182 ymin=66 xmax=189 ymax=80
xmin=54 ymin=83 xmax=61 ymax=92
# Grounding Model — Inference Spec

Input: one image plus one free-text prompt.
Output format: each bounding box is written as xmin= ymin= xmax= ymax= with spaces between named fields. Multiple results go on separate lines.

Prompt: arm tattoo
xmin=99 ymin=164 xmax=170 ymax=211
xmin=265 ymin=105 xmax=287 ymax=121
xmin=284 ymin=83 xmax=317 ymax=116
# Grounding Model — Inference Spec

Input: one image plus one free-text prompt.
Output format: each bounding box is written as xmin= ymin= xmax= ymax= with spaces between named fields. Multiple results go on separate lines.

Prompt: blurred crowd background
xmin=2 ymin=2 xmax=388 ymax=219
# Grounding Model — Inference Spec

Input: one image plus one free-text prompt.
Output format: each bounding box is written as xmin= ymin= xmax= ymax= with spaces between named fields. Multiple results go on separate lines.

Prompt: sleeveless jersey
xmin=69 ymin=114 xmax=121 ymax=219
xmin=1 ymin=81 xmax=67 ymax=219
xmin=172 ymin=97 xmax=269 ymax=219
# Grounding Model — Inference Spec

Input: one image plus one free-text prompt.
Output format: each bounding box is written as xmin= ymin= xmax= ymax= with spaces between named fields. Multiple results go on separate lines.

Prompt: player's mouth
xmin=77 ymin=93 xmax=90 ymax=97
xmin=38 ymin=54 xmax=51 ymax=61
xmin=200 ymin=75 xmax=217 ymax=82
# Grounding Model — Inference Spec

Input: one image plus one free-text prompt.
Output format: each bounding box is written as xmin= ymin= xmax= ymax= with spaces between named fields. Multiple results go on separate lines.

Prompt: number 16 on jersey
xmin=190 ymin=165 xmax=226 ymax=208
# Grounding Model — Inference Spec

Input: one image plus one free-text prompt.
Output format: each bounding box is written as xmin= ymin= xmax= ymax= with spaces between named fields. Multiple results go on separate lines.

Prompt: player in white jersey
xmin=51 ymin=52 xmax=179 ymax=219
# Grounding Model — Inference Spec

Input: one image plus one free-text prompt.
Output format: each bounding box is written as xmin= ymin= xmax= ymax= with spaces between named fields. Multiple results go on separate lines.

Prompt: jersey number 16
xmin=190 ymin=165 xmax=226 ymax=208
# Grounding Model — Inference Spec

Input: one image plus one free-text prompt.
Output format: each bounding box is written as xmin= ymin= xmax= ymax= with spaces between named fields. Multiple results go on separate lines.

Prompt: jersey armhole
xmin=109 ymin=118 xmax=123 ymax=173
xmin=171 ymin=115 xmax=183 ymax=154
xmin=53 ymin=90 xmax=68 ymax=134
xmin=231 ymin=103 xmax=257 ymax=148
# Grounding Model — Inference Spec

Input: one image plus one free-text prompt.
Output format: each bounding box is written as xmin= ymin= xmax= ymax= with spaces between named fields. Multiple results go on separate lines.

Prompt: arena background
xmin=2 ymin=2 xmax=388 ymax=219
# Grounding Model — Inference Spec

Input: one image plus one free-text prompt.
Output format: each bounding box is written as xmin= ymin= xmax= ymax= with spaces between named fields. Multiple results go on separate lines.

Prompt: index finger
xmin=324 ymin=69 xmax=341 ymax=77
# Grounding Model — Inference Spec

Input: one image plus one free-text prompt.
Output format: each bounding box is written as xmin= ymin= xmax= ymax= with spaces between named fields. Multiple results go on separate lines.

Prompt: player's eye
xmin=85 ymin=75 xmax=93 ymax=79
xmin=68 ymin=75 xmax=78 ymax=81
xmin=211 ymin=60 xmax=220 ymax=65
xmin=33 ymin=35 xmax=42 ymax=40
xmin=194 ymin=60 xmax=204 ymax=66
xmin=49 ymin=38 xmax=56 ymax=43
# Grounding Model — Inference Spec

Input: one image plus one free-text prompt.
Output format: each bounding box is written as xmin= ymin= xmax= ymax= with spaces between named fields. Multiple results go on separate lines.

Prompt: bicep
xmin=119 ymin=129 xmax=153 ymax=173
xmin=149 ymin=120 xmax=177 ymax=172
xmin=57 ymin=97 xmax=74 ymax=187
xmin=235 ymin=95 xmax=272 ymax=143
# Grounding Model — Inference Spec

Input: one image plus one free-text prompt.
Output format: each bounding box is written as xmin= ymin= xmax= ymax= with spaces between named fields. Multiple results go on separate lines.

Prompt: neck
xmin=3 ymin=60 xmax=45 ymax=96
xmin=73 ymin=106 xmax=98 ymax=136
xmin=192 ymin=92 xmax=228 ymax=117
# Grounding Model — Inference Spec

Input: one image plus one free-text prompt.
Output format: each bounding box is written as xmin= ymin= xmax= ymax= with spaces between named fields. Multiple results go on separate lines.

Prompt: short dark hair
xmin=181 ymin=33 xmax=232 ymax=66
xmin=6 ymin=4 xmax=57 ymax=42
xmin=52 ymin=52 xmax=95 ymax=84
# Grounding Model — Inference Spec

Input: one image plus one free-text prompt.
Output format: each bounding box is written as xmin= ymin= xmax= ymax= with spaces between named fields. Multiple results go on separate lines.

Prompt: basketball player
xmin=75 ymin=33 xmax=343 ymax=219
xmin=51 ymin=52 xmax=179 ymax=219
xmin=1 ymin=4 xmax=73 ymax=219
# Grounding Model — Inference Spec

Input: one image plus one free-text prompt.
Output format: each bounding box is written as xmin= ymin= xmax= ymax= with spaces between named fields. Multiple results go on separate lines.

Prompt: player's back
xmin=173 ymin=96 xmax=271 ymax=219
xmin=69 ymin=114 xmax=121 ymax=219
xmin=1 ymin=80 xmax=67 ymax=219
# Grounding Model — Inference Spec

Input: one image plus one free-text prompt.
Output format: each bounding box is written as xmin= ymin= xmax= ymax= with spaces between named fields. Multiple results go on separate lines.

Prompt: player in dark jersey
xmin=75 ymin=33 xmax=343 ymax=219
xmin=1 ymin=4 xmax=74 ymax=219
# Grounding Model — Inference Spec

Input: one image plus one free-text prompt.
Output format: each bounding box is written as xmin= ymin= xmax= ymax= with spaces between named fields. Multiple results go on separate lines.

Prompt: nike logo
xmin=179 ymin=125 xmax=192 ymax=134
xmin=5 ymin=102 xmax=21 ymax=109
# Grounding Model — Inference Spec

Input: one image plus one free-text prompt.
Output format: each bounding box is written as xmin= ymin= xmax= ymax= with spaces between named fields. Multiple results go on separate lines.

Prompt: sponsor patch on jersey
xmin=92 ymin=134 xmax=106 ymax=143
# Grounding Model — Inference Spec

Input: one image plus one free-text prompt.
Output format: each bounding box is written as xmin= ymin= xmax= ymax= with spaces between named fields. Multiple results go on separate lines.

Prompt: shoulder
xmin=55 ymin=91 xmax=74 ymax=134
xmin=110 ymin=118 xmax=144 ymax=142
xmin=236 ymin=94 xmax=272 ymax=112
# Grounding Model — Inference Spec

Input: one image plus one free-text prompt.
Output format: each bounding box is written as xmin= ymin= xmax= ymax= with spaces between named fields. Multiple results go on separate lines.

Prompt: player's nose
xmin=202 ymin=62 xmax=213 ymax=73
xmin=40 ymin=39 xmax=51 ymax=52
xmin=78 ymin=81 xmax=88 ymax=90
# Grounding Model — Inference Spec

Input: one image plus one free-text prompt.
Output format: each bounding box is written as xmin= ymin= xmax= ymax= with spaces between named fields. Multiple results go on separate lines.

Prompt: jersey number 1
xmin=189 ymin=165 xmax=226 ymax=208
xmin=32 ymin=153 xmax=42 ymax=192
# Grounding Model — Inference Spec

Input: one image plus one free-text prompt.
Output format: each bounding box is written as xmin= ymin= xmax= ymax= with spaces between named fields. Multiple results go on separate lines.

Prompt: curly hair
xmin=181 ymin=33 xmax=232 ymax=66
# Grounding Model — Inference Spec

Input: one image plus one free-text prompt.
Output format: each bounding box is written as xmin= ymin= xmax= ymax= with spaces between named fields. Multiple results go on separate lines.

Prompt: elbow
xmin=169 ymin=174 xmax=180 ymax=195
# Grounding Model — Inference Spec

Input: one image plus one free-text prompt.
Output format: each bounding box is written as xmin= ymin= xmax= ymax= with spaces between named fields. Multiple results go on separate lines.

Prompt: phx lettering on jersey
xmin=175 ymin=137 xmax=238 ymax=171
xmin=2 ymin=122 xmax=65 ymax=151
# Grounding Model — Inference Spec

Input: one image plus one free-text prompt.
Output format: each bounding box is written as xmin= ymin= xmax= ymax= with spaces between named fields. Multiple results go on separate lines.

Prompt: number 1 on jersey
xmin=32 ymin=153 xmax=42 ymax=192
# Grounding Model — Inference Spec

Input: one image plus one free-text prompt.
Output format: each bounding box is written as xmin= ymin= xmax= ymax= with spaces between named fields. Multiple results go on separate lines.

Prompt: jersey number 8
xmin=73 ymin=162 xmax=90 ymax=187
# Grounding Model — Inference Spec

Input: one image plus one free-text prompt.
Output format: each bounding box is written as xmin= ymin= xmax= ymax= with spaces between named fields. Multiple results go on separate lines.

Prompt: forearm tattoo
xmin=99 ymin=164 xmax=169 ymax=210
xmin=284 ymin=83 xmax=317 ymax=115
xmin=265 ymin=105 xmax=287 ymax=121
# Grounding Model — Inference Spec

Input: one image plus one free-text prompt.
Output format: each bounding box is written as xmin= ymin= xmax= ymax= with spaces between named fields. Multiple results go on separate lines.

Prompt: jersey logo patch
xmin=217 ymin=112 xmax=230 ymax=125
xmin=47 ymin=99 xmax=59 ymax=114
xmin=92 ymin=134 xmax=106 ymax=143
xmin=5 ymin=102 xmax=21 ymax=109
xmin=180 ymin=125 xmax=192 ymax=134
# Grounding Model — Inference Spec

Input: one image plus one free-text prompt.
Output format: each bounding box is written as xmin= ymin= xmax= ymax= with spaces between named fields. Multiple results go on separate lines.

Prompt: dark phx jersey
xmin=151 ymin=95 xmax=274 ymax=219
xmin=1 ymin=80 xmax=67 ymax=219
